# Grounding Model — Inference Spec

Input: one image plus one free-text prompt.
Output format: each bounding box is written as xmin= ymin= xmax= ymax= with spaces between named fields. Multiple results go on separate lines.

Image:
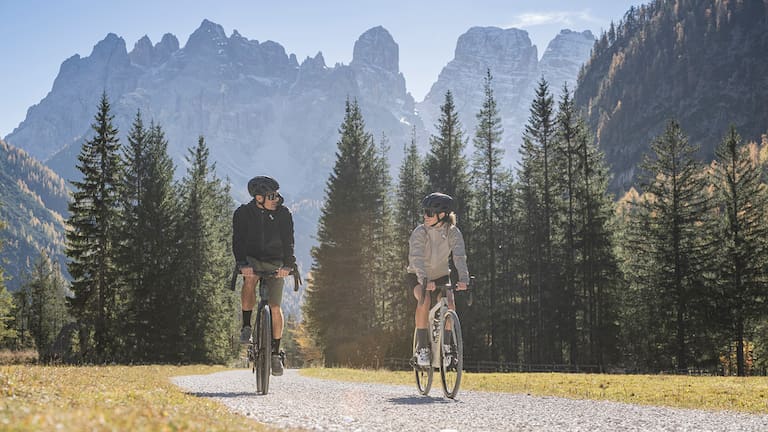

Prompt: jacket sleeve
xmin=448 ymin=226 xmax=470 ymax=284
xmin=406 ymin=226 xmax=428 ymax=284
xmin=232 ymin=206 xmax=248 ymax=265
xmin=280 ymin=207 xmax=296 ymax=267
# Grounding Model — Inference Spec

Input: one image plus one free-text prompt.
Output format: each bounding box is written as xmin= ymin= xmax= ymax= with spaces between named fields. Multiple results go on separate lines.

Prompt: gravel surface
xmin=172 ymin=369 xmax=768 ymax=432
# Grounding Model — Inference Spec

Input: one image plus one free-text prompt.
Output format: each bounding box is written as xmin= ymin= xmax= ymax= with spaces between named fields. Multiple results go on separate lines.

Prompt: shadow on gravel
xmin=387 ymin=396 xmax=456 ymax=405
xmin=189 ymin=392 xmax=259 ymax=398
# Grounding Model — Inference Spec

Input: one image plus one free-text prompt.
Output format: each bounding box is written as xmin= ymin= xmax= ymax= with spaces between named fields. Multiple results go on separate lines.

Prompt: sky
xmin=0 ymin=0 xmax=642 ymax=138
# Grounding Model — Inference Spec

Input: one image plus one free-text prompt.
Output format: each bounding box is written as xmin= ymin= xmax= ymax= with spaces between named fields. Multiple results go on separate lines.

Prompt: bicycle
xmin=412 ymin=278 xmax=472 ymax=399
xmin=231 ymin=265 xmax=301 ymax=395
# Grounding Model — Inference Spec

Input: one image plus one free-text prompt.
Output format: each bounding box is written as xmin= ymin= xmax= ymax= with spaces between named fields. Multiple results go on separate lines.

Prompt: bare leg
xmin=270 ymin=304 xmax=283 ymax=340
xmin=413 ymin=284 xmax=430 ymax=329
xmin=241 ymin=276 xmax=259 ymax=311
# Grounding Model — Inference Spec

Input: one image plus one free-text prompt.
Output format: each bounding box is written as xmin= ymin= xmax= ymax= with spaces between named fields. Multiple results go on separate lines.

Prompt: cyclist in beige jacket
xmin=407 ymin=192 xmax=470 ymax=367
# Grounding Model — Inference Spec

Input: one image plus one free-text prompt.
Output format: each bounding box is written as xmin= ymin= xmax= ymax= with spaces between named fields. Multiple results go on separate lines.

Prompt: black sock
xmin=416 ymin=328 xmax=429 ymax=350
xmin=272 ymin=338 xmax=281 ymax=354
xmin=242 ymin=310 xmax=252 ymax=328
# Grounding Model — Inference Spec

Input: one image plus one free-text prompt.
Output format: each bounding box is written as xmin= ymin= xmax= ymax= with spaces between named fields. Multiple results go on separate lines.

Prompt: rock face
xmin=5 ymin=20 xmax=417 ymax=201
xmin=417 ymin=27 xmax=594 ymax=165
xmin=3 ymin=20 xmax=592 ymax=278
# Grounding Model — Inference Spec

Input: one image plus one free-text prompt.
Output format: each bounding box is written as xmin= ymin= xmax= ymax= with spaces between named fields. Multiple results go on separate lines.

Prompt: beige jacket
xmin=407 ymin=223 xmax=469 ymax=284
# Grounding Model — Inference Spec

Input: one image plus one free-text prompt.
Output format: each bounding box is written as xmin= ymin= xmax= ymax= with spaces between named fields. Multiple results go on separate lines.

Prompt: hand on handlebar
xmin=426 ymin=281 xmax=437 ymax=291
xmin=456 ymin=282 xmax=468 ymax=291
xmin=276 ymin=267 xmax=291 ymax=278
xmin=240 ymin=266 xmax=255 ymax=277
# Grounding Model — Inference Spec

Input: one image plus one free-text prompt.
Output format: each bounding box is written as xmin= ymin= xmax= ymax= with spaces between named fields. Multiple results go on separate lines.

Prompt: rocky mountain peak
xmin=185 ymin=19 xmax=228 ymax=55
xmin=454 ymin=27 xmax=535 ymax=64
xmin=90 ymin=33 xmax=129 ymax=63
xmin=539 ymin=29 xmax=595 ymax=91
xmin=154 ymin=33 xmax=179 ymax=62
xmin=129 ymin=35 xmax=154 ymax=66
xmin=351 ymin=26 xmax=398 ymax=73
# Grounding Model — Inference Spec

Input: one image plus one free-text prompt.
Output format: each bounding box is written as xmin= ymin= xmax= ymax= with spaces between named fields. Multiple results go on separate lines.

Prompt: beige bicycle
xmin=412 ymin=280 xmax=470 ymax=399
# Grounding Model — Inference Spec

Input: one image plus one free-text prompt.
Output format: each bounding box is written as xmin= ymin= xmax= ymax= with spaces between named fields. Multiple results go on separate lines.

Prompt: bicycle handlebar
xmin=229 ymin=264 xmax=303 ymax=292
xmin=418 ymin=276 xmax=475 ymax=307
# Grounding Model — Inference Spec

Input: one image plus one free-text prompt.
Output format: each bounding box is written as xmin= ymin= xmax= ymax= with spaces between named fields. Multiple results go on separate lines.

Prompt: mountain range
xmin=1 ymin=20 xmax=593 ymax=284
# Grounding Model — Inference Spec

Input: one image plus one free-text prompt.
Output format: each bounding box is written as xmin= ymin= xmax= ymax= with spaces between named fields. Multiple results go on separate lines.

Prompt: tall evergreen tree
xmin=710 ymin=126 xmax=768 ymax=376
xmin=118 ymin=115 xmax=180 ymax=361
xmin=633 ymin=120 xmax=711 ymax=370
xmin=424 ymin=90 xmax=471 ymax=220
xmin=66 ymin=92 xmax=123 ymax=362
xmin=305 ymin=100 xmax=387 ymax=366
xmin=518 ymin=77 xmax=562 ymax=363
xmin=23 ymin=251 xmax=70 ymax=361
xmin=0 ymin=216 xmax=16 ymax=345
xmin=177 ymin=136 xmax=237 ymax=363
xmin=470 ymin=69 xmax=506 ymax=360
xmin=392 ymin=128 xmax=427 ymax=357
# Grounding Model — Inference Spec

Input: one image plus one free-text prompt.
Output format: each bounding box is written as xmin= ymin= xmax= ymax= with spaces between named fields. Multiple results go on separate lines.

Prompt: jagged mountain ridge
xmin=575 ymin=0 xmax=768 ymax=192
xmin=4 ymin=20 xmax=594 ymax=276
xmin=0 ymin=139 xmax=68 ymax=290
xmin=417 ymin=27 xmax=594 ymax=166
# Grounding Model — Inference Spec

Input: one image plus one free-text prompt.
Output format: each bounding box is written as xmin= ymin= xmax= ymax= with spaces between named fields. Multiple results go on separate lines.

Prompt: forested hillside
xmin=575 ymin=0 xmax=768 ymax=192
xmin=0 ymin=139 xmax=68 ymax=289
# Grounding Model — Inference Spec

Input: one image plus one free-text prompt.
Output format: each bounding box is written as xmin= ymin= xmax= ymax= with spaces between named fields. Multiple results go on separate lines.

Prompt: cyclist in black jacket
xmin=233 ymin=175 xmax=296 ymax=376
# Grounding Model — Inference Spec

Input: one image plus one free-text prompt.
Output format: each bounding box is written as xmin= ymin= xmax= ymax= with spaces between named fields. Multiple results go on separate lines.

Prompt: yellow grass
xmin=301 ymin=368 xmax=768 ymax=413
xmin=0 ymin=364 xmax=281 ymax=432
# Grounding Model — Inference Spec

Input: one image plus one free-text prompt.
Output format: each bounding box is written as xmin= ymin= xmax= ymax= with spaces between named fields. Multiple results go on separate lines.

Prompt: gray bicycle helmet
xmin=247 ymin=176 xmax=279 ymax=197
xmin=421 ymin=192 xmax=453 ymax=214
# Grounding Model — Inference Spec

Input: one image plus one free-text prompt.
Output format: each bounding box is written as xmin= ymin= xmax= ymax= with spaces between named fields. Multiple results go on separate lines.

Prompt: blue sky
xmin=0 ymin=0 xmax=641 ymax=137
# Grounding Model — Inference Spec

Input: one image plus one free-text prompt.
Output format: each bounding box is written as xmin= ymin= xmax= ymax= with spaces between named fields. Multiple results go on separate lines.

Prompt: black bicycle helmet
xmin=422 ymin=192 xmax=453 ymax=214
xmin=247 ymin=176 xmax=280 ymax=197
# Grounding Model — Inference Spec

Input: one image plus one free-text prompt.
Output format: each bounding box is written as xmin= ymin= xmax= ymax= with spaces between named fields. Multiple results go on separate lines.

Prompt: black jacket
xmin=232 ymin=200 xmax=296 ymax=268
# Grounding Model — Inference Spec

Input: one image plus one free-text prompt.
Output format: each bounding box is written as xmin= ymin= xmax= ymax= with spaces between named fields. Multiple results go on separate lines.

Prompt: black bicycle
xmin=231 ymin=266 xmax=301 ymax=395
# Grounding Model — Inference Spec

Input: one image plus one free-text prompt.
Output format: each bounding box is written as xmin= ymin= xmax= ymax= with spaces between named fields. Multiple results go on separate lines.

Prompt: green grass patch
xmin=300 ymin=367 xmax=768 ymax=413
xmin=0 ymin=364 xmax=281 ymax=431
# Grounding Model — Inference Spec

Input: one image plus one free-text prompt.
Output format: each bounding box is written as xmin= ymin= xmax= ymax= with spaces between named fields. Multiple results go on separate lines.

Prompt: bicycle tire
xmin=439 ymin=310 xmax=463 ymax=399
xmin=413 ymin=328 xmax=433 ymax=395
xmin=256 ymin=303 xmax=272 ymax=395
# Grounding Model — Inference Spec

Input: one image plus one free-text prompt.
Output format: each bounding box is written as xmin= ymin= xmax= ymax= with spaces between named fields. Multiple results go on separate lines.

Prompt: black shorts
xmin=406 ymin=273 xmax=450 ymax=288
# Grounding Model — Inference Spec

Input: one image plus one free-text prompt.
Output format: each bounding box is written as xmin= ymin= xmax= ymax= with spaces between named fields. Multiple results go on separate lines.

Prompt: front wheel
xmin=440 ymin=310 xmax=463 ymax=399
xmin=255 ymin=303 xmax=272 ymax=395
xmin=413 ymin=328 xmax=433 ymax=395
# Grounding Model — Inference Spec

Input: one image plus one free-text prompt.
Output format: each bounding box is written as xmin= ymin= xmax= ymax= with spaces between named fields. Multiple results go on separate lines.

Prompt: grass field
xmin=301 ymin=367 xmax=768 ymax=413
xmin=0 ymin=364 xmax=284 ymax=432
xmin=3 ymin=364 xmax=767 ymax=431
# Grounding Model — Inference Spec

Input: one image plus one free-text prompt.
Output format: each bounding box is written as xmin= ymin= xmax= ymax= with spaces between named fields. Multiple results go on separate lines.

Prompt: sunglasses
xmin=423 ymin=208 xmax=438 ymax=217
xmin=264 ymin=192 xmax=279 ymax=201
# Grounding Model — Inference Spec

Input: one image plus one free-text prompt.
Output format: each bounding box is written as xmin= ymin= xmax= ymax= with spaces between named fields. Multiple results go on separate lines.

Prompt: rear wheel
xmin=255 ymin=303 xmax=272 ymax=395
xmin=440 ymin=310 xmax=463 ymax=399
xmin=413 ymin=328 xmax=432 ymax=395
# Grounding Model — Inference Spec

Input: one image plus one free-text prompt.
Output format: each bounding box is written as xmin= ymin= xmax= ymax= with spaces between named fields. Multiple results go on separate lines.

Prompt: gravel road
xmin=172 ymin=369 xmax=768 ymax=432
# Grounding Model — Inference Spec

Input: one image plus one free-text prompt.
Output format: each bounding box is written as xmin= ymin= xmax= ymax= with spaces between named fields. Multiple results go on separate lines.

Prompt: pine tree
xmin=118 ymin=115 xmax=180 ymax=361
xmin=0 ymin=216 xmax=17 ymax=345
xmin=305 ymin=100 xmax=387 ymax=366
xmin=634 ymin=120 xmax=712 ymax=370
xmin=518 ymin=77 xmax=562 ymax=363
xmin=23 ymin=251 xmax=70 ymax=361
xmin=392 ymin=127 xmax=427 ymax=357
xmin=470 ymin=69 xmax=506 ymax=360
xmin=66 ymin=92 xmax=123 ymax=362
xmin=177 ymin=136 xmax=237 ymax=363
xmin=710 ymin=126 xmax=768 ymax=376
xmin=572 ymin=116 xmax=620 ymax=368
xmin=424 ymin=90 xmax=471 ymax=220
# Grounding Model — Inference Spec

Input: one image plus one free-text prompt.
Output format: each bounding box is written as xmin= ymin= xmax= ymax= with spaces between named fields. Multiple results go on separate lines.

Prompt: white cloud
xmin=507 ymin=10 xmax=600 ymax=29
